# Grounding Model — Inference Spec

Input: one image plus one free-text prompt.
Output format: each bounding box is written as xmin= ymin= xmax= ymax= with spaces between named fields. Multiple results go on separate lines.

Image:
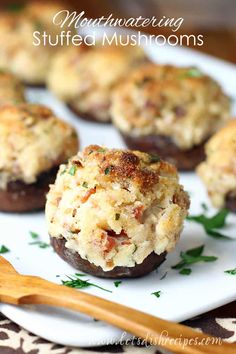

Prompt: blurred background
xmin=1 ymin=0 xmax=236 ymax=63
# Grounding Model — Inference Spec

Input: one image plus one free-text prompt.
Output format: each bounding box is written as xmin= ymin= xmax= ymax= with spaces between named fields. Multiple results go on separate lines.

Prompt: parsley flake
xmin=104 ymin=167 xmax=111 ymax=175
xmin=151 ymin=291 xmax=161 ymax=298
xmin=114 ymin=281 xmax=122 ymax=288
xmin=29 ymin=231 xmax=40 ymax=239
xmin=187 ymin=208 xmax=232 ymax=239
xmin=149 ymin=153 xmax=161 ymax=163
xmin=29 ymin=241 xmax=50 ymax=249
xmin=172 ymin=245 xmax=217 ymax=270
xmin=160 ymin=271 xmax=168 ymax=280
xmin=0 ymin=245 xmax=10 ymax=254
xmin=60 ymin=167 xmax=67 ymax=175
xmin=28 ymin=231 xmax=50 ymax=249
xmin=224 ymin=268 xmax=236 ymax=275
xmin=68 ymin=165 xmax=76 ymax=176
xmin=61 ymin=273 xmax=112 ymax=293
xmin=179 ymin=268 xmax=192 ymax=276
xmin=181 ymin=68 xmax=203 ymax=78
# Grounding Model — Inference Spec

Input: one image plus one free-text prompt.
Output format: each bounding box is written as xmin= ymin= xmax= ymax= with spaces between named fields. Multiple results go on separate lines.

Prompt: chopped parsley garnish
xmin=104 ymin=167 xmax=111 ymax=175
xmin=61 ymin=273 xmax=112 ymax=293
xmin=115 ymin=213 xmax=120 ymax=220
xmin=29 ymin=241 xmax=50 ymax=249
xmin=98 ymin=148 xmax=106 ymax=153
xmin=82 ymin=181 xmax=88 ymax=188
xmin=172 ymin=245 xmax=217 ymax=270
xmin=149 ymin=153 xmax=161 ymax=163
xmin=68 ymin=165 xmax=76 ymax=176
xmin=160 ymin=271 xmax=168 ymax=280
xmin=0 ymin=245 xmax=10 ymax=254
xmin=224 ymin=268 xmax=236 ymax=275
xmin=185 ymin=244 xmax=204 ymax=257
xmin=6 ymin=3 xmax=25 ymax=12
xmin=187 ymin=208 xmax=232 ymax=239
xmin=28 ymin=231 xmax=50 ymax=249
xmin=151 ymin=291 xmax=161 ymax=298
xmin=29 ymin=231 xmax=40 ymax=239
xmin=179 ymin=268 xmax=192 ymax=276
xmin=114 ymin=281 xmax=122 ymax=288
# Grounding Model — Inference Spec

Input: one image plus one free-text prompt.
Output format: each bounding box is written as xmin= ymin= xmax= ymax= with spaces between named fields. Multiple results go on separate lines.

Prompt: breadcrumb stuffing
xmin=0 ymin=71 xmax=25 ymax=106
xmin=46 ymin=145 xmax=190 ymax=271
xmin=47 ymin=44 xmax=149 ymax=121
xmin=111 ymin=64 xmax=230 ymax=149
xmin=197 ymin=120 xmax=236 ymax=208
xmin=0 ymin=104 xmax=78 ymax=188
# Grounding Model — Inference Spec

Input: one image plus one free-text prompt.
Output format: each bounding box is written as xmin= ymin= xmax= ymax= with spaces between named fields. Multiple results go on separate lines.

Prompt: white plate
xmin=0 ymin=40 xmax=236 ymax=347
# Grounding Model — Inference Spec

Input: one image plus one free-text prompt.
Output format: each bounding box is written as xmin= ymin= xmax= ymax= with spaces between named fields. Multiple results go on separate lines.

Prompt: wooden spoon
xmin=0 ymin=256 xmax=235 ymax=354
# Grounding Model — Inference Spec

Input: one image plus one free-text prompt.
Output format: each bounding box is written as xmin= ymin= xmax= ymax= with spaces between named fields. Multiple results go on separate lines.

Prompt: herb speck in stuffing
xmin=149 ymin=153 xmax=161 ymax=163
xmin=68 ymin=165 xmax=76 ymax=176
xmin=181 ymin=68 xmax=203 ymax=78
xmin=104 ymin=167 xmax=112 ymax=175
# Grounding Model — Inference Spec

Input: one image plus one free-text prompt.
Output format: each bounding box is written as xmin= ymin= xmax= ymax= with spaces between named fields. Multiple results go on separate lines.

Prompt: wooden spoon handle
xmin=9 ymin=275 xmax=234 ymax=354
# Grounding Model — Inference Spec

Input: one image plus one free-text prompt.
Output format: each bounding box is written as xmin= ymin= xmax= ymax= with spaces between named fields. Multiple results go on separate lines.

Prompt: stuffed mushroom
xmin=0 ymin=1 xmax=71 ymax=85
xmin=47 ymin=44 xmax=149 ymax=122
xmin=0 ymin=70 xmax=26 ymax=106
xmin=197 ymin=120 xmax=236 ymax=212
xmin=0 ymin=103 xmax=78 ymax=212
xmin=110 ymin=64 xmax=230 ymax=170
xmin=46 ymin=145 xmax=190 ymax=278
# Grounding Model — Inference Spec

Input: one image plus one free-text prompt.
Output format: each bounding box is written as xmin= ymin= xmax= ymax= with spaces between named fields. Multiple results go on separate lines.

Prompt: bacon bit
xmin=121 ymin=240 xmax=131 ymax=245
xmin=81 ymin=187 xmax=96 ymax=203
xmin=104 ymin=236 xmax=116 ymax=253
xmin=56 ymin=197 xmax=61 ymax=206
xmin=107 ymin=229 xmax=128 ymax=238
xmin=174 ymin=105 xmax=186 ymax=118
xmin=133 ymin=205 xmax=144 ymax=222
xmin=71 ymin=228 xmax=80 ymax=234
xmin=73 ymin=160 xmax=82 ymax=167
xmin=106 ymin=260 xmax=114 ymax=268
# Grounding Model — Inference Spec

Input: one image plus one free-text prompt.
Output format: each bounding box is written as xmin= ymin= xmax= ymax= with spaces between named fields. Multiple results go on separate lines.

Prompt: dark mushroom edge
xmin=0 ymin=166 xmax=59 ymax=213
xmin=225 ymin=193 xmax=236 ymax=213
xmin=122 ymin=133 xmax=207 ymax=171
xmin=50 ymin=236 xmax=167 ymax=279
